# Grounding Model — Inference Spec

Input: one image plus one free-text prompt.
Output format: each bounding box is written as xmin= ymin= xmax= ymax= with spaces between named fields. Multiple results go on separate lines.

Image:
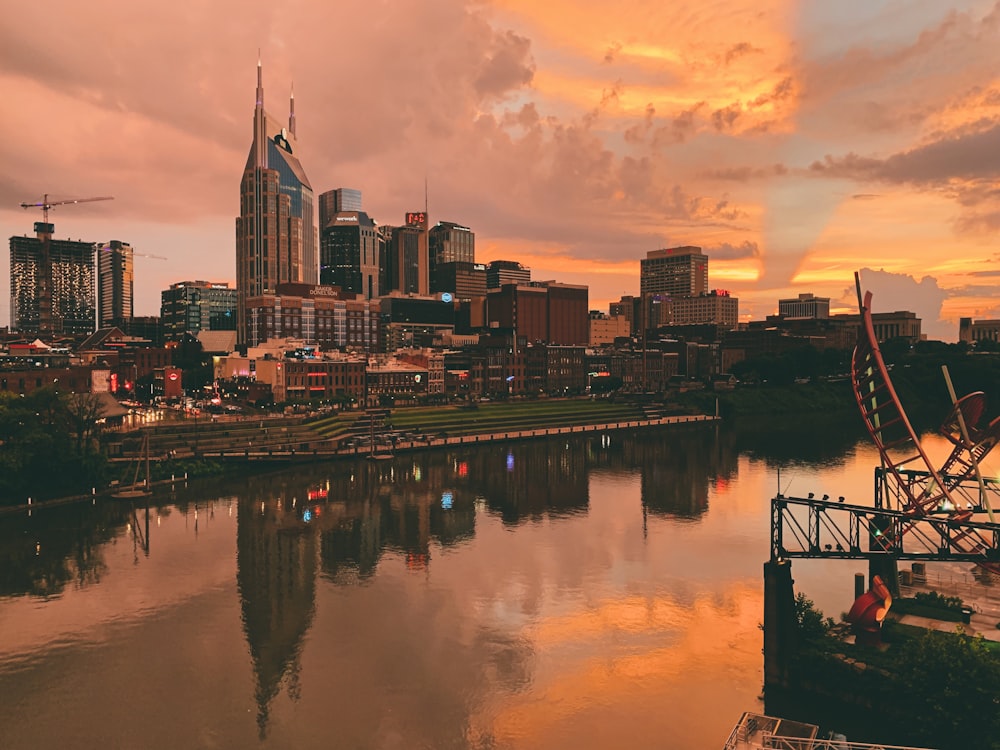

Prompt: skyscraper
xmin=318 ymin=188 xmax=363 ymax=229
xmin=320 ymin=211 xmax=380 ymax=298
xmin=236 ymin=61 xmax=317 ymax=346
xmin=428 ymin=221 xmax=474 ymax=293
xmin=381 ymin=213 xmax=429 ymax=296
xmin=10 ymin=232 xmax=96 ymax=337
xmin=639 ymin=246 xmax=709 ymax=297
xmin=98 ymin=240 xmax=134 ymax=328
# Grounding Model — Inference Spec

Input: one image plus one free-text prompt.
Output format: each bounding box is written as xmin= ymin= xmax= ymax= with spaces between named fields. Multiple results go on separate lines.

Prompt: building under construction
xmin=9 ymin=233 xmax=96 ymax=336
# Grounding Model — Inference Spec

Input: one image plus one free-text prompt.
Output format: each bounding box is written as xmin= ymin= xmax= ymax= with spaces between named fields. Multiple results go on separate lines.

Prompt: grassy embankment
xmin=108 ymin=399 xmax=697 ymax=486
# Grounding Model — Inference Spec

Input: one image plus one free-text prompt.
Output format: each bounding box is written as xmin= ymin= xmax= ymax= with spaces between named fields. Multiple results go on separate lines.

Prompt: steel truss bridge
xmin=772 ymin=471 xmax=1000 ymax=564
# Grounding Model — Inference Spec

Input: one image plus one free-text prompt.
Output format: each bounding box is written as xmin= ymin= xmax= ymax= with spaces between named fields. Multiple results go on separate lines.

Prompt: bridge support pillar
xmin=763 ymin=559 xmax=797 ymax=689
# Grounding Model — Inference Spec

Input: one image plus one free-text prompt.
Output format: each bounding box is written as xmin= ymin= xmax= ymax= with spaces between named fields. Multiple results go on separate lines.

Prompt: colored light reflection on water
xmin=0 ymin=419 xmax=948 ymax=749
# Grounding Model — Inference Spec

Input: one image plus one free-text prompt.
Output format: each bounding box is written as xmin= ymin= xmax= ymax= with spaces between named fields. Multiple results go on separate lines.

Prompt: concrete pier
xmin=763 ymin=559 xmax=797 ymax=688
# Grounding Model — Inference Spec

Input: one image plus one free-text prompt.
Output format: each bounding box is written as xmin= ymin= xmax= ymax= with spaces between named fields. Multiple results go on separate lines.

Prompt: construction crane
xmin=100 ymin=246 xmax=167 ymax=261
xmin=20 ymin=193 xmax=114 ymax=231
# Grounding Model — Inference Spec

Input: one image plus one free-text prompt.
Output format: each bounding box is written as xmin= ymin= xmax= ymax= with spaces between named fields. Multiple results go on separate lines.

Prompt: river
xmin=0 ymin=418 xmax=980 ymax=749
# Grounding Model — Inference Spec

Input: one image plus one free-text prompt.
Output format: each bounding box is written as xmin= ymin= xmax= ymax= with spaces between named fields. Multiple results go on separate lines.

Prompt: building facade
xmin=10 ymin=233 xmax=96 ymax=336
xmin=428 ymin=222 xmax=474 ymax=293
xmin=236 ymin=61 xmax=318 ymax=346
xmin=318 ymin=188 xmax=362 ymax=229
xmin=486 ymin=282 xmax=589 ymax=346
xmin=244 ymin=286 xmax=381 ymax=352
xmin=160 ymin=281 xmax=238 ymax=342
xmin=668 ymin=291 xmax=739 ymax=329
xmin=778 ymin=293 xmax=830 ymax=319
xmin=319 ymin=211 xmax=380 ymax=299
xmin=959 ymin=318 xmax=1000 ymax=344
xmin=640 ymin=246 xmax=709 ymax=297
xmin=589 ymin=312 xmax=630 ymax=346
xmin=485 ymin=259 xmax=530 ymax=289
xmin=97 ymin=240 xmax=134 ymax=328
xmin=432 ymin=262 xmax=487 ymax=301
xmin=381 ymin=214 xmax=429 ymax=296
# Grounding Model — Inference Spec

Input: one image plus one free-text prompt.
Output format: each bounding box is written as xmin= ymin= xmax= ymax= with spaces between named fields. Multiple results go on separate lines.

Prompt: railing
xmin=723 ymin=713 xmax=935 ymax=750
xmin=762 ymin=735 xmax=935 ymax=750
xmin=771 ymin=493 xmax=1000 ymax=564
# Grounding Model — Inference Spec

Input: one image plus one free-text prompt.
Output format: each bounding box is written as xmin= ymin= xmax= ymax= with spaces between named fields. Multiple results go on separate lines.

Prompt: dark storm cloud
xmin=809 ymin=121 xmax=1000 ymax=184
xmin=704 ymin=240 xmax=759 ymax=260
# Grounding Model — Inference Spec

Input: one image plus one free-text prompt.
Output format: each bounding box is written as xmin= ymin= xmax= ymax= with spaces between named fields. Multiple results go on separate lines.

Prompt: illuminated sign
xmin=310 ymin=286 xmax=339 ymax=297
xmin=405 ymin=211 xmax=428 ymax=228
xmin=441 ymin=492 xmax=453 ymax=510
xmin=441 ymin=292 xmax=453 ymax=303
xmin=168 ymin=372 xmax=179 ymax=381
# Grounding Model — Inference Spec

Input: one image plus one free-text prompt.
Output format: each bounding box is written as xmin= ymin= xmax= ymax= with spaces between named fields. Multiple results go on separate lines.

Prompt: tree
xmin=894 ymin=629 xmax=1000 ymax=749
xmin=65 ymin=392 xmax=107 ymax=455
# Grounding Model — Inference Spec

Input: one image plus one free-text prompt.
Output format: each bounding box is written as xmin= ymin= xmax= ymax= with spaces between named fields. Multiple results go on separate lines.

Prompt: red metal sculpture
xmin=850 ymin=273 xmax=999 ymax=570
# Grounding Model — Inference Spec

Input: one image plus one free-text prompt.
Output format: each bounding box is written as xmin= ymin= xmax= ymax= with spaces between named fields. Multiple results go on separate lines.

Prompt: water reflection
xmin=236 ymin=483 xmax=317 ymax=737
xmin=2 ymin=421 xmax=824 ymax=749
xmin=0 ymin=501 xmax=131 ymax=598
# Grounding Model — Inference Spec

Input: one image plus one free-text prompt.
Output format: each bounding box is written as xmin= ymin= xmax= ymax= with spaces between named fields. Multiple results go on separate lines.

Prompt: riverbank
xmin=2 ymin=407 xmax=718 ymax=512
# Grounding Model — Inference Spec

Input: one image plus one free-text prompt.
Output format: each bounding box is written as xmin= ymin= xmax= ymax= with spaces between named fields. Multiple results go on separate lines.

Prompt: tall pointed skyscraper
xmin=236 ymin=60 xmax=317 ymax=346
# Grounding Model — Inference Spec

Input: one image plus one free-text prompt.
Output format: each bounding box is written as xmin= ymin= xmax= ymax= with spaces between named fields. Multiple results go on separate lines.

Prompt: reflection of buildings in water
xmin=236 ymin=494 xmax=317 ymax=738
xmin=732 ymin=414 xmax=865 ymax=466
xmin=638 ymin=430 xmax=718 ymax=518
xmin=585 ymin=424 xmax=738 ymax=483
xmin=471 ymin=441 xmax=590 ymax=525
xmin=0 ymin=501 xmax=130 ymax=598
xmin=316 ymin=463 xmax=476 ymax=581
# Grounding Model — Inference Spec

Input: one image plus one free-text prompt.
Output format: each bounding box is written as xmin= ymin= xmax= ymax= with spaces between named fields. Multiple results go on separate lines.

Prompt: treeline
xmin=687 ymin=339 xmax=1000 ymax=425
xmin=0 ymin=387 xmax=109 ymax=504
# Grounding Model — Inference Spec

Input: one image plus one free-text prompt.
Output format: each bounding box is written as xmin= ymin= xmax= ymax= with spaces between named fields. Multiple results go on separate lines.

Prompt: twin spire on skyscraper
xmin=253 ymin=55 xmax=297 ymax=169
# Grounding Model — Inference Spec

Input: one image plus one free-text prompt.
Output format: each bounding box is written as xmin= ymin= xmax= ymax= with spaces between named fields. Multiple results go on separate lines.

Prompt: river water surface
xmin=0 ymin=419 xmax=975 ymax=749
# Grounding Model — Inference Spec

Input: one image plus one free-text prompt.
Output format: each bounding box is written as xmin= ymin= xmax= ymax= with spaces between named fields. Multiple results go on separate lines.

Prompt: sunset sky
xmin=3 ymin=0 xmax=999 ymax=340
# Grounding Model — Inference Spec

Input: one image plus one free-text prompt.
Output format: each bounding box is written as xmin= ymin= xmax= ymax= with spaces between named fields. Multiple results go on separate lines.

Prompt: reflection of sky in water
xmin=0 ymin=427 xmax=990 ymax=749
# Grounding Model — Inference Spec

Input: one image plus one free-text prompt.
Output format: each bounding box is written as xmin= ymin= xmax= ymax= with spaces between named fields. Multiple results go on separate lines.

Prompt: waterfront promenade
xmin=143 ymin=412 xmax=718 ymax=463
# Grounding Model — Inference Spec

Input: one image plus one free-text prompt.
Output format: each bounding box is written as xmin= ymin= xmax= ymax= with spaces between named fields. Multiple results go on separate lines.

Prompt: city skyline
xmin=3 ymin=1 xmax=1000 ymax=340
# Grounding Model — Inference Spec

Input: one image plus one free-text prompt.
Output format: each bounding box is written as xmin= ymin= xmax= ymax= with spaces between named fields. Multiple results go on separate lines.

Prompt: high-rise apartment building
xmin=640 ymin=246 xmax=708 ymax=297
xmin=318 ymin=188 xmax=363 ymax=229
xmin=97 ymin=240 xmax=134 ymax=328
xmin=235 ymin=61 xmax=318 ymax=346
xmin=486 ymin=260 xmax=530 ymax=289
xmin=428 ymin=221 xmax=474 ymax=293
xmin=10 ymin=232 xmax=96 ymax=336
xmin=320 ymin=211 xmax=380 ymax=299
xmin=161 ymin=280 xmax=238 ymax=342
